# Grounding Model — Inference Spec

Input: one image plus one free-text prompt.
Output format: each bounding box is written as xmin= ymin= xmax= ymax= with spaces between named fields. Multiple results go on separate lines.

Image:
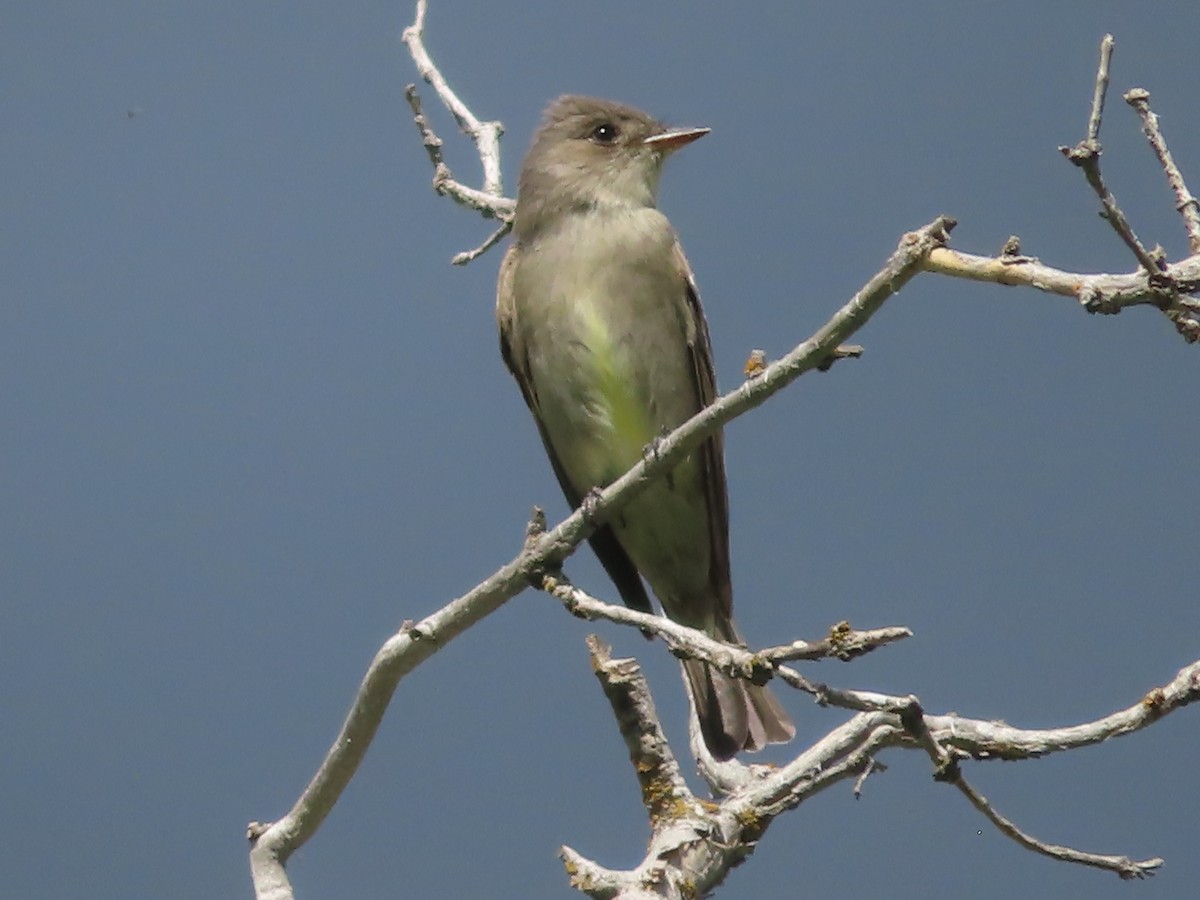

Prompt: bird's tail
xmin=682 ymin=647 xmax=794 ymax=761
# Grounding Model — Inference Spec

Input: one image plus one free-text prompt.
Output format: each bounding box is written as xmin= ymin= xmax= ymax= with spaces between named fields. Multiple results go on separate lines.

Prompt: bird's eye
xmin=590 ymin=122 xmax=619 ymax=144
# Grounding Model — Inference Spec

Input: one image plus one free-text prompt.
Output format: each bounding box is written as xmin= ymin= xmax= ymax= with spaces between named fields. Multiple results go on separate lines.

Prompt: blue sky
xmin=3 ymin=2 xmax=1198 ymax=898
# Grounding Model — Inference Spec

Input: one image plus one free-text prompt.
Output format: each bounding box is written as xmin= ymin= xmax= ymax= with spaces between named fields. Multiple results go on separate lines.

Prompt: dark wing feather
xmin=496 ymin=244 xmax=654 ymax=616
xmin=672 ymin=240 xmax=734 ymax=621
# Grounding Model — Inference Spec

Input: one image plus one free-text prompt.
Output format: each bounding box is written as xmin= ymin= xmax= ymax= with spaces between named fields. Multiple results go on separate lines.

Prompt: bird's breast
xmin=515 ymin=208 xmax=694 ymax=490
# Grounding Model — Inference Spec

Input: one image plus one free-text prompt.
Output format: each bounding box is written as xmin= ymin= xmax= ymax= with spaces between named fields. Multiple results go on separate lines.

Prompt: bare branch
xmin=1125 ymin=87 xmax=1200 ymax=254
xmin=248 ymin=218 xmax=952 ymax=895
xmin=586 ymin=637 xmax=695 ymax=825
xmin=950 ymin=772 xmax=1163 ymax=878
xmin=247 ymin=551 xmax=557 ymax=883
xmin=1063 ymin=145 xmax=1161 ymax=273
xmin=451 ymin=221 xmax=513 ymax=265
xmin=403 ymin=85 xmax=513 ymax=220
xmin=400 ymin=0 xmax=512 ymax=264
xmin=730 ymin=712 xmax=900 ymax=818
xmin=571 ymin=652 xmax=1190 ymax=892
xmin=563 ymin=653 xmax=1194 ymax=893
xmin=852 ymin=756 xmax=886 ymax=797
xmin=744 ymin=343 xmax=863 ymax=379
xmin=760 ymin=620 xmax=912 ymax=663
xmin=1085 ymin=33 xmax=1114 ymax=144
xmin=564 ymin=651 xmax=904 ymax=899
xmin=256 ymin=12 xmax=1200 ymax=896
xmin=247 ymin=823 xmax=294 ymax=900
xmin=547 ymin=573 xmax=1200 ymax=783
xmin=898 ymin=696 xmax=961 ymax=779
xmin=573 ymin=651 xmax=1138 ymax=897
xmin=548 ymin=575 xmax=906 ymax=674
xmin=1059 ymin=35 xmax=1162 ymax=276
xmin=925 ymin=658 xmax=1200 ymax=761
xmin=922 ymin=244 xmax=1200 ymax=334
xmin=401 ymin=0 xmax=505 ymax=199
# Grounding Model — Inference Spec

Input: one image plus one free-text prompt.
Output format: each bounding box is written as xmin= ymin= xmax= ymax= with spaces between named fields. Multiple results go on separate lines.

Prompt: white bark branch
xmin=402 ymin=0 xmax=505 ymax=201
xmin=1059 ymin=35 xmax=1162 ymax=276
xmin=248 ymin=13 xmax=1200 ymax=899
xmin=562 ymin=648 xmax=1195 ymax=891
xmin=247 ymin=208 xmax=952 ymax=900
xmin=922 ymin=245 xmax=1200 ymax=314
xmin=1125 ymin=86 xmax=1200 ymax=254
xmin=564 ymin=640 xmax=902 ymax=898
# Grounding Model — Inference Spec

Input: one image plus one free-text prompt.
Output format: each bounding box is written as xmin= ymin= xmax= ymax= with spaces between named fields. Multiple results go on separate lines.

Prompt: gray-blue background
xmin=4 ymin=2 xmax=1197 ymax=898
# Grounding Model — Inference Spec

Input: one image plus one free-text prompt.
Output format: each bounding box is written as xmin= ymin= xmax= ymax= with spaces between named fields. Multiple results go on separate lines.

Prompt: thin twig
xmin=401 ymin=0 xmax=505 ymax=198
xmin=545 ymin=575 xmax=802 ymax=687
xmin=761 ymin=621 xmax=912 ymax=663
xmin=852 ymin=757 xmax=886 ymax=798
xmin=565 ymin=650 xmax=1186 ymax=893
xmin=570 ymin=586 xmax=1200 ymax=763
xmin=951 ymin=774 xmax=1163 ymax=879
xmin=1085 ymin=34 xmax=1115 ymax=144
xmin=550 ymin=576 xmax=908 ymax=673
xmin=1125 ymin=87 xmax=1200 ymax=254
xmin=925 ymin=242 xmax=1200 ymax=342
xmin=400 ymin=0 xmax=512 ymax=265
xmin=1063 ymin=140 xmax=1162 ymax=277
xmin=403 ymin=86 xmax=514 ymax=219
xmin=451 ymin=221 xmax=513 ymax=265
xmin=900 ymin=673 xmax=1169 ymax=879
xmin=1059 ymin=35 xmax=1163 ymax=277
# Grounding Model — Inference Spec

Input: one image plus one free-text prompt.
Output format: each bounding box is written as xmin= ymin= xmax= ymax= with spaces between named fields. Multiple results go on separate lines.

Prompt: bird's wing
xmin=496 ymin=243 xmax=654 ymax=616
xmin=672 ymin=239 xmax=734 ymax=621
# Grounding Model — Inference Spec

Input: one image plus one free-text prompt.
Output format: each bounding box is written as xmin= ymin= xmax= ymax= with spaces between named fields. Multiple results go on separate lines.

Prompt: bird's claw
xmin=643 ymin=431 xmax=668 ymax=465
xmin=579 ymin=487 xmax=604 ymax=522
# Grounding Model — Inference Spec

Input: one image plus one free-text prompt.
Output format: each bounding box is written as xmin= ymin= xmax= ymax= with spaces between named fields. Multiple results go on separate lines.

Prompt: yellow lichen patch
xmin=743 ymin=348 xmax=767 ymax=378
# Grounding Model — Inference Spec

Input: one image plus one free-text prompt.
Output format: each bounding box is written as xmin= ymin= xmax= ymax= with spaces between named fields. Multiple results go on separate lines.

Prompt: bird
xmin=496 ymin=95 xmax=794 ymax=760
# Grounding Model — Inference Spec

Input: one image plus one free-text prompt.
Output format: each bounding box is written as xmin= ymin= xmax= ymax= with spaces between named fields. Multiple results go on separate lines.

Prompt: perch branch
xmin=249 ymin=215 xmax=954 ymax=898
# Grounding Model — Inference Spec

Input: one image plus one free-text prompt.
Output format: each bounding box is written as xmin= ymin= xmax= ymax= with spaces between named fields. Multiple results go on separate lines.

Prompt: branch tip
xmin=1086 ymin=34 xmax=1115 ymax=144
xmin=1124 ymin=86 xmax=1200 ymax=253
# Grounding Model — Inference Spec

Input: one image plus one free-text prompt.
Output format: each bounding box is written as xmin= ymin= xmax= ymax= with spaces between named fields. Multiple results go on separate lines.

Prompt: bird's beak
xmin=643 ymin=126 xmax=710 ymax=155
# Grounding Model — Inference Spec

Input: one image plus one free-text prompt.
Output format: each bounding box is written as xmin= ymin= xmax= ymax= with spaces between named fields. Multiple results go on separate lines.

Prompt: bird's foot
xmin=579 ymin=486 xmax=604 ymax=523
xmin=643 ymin=431 xmax=668 ymax=465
